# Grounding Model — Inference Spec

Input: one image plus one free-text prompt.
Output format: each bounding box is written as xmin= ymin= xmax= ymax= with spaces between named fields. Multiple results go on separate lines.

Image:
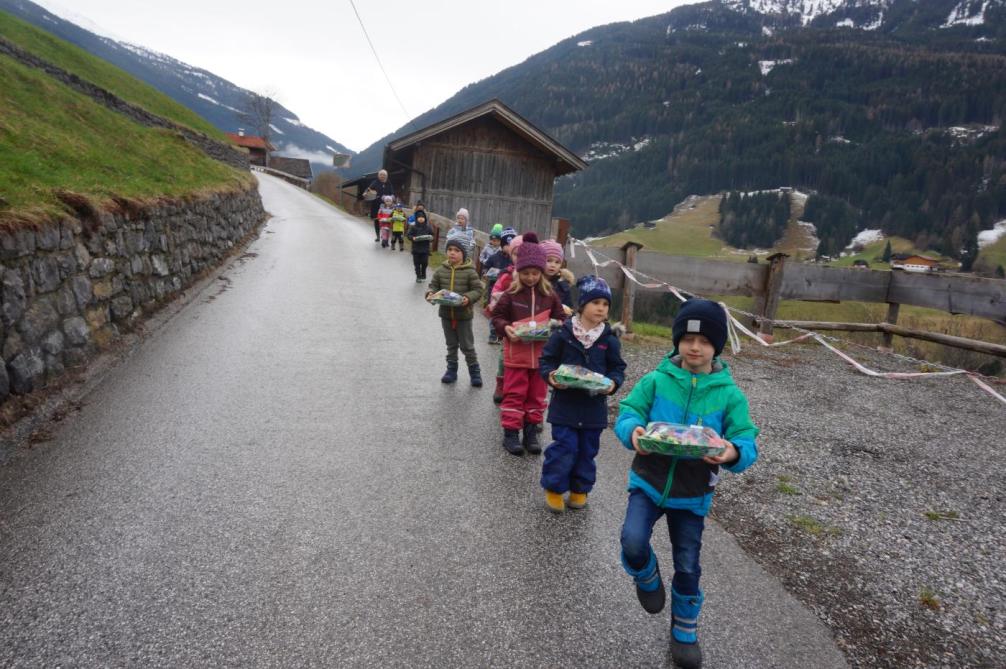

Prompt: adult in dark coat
xmin=364 ymin=169 xmax=395 ymax=242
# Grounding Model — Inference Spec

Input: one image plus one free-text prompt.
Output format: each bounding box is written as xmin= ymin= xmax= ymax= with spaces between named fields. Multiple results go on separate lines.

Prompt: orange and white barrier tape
xmin=567 ymin=237 xmax=1006 ymax=408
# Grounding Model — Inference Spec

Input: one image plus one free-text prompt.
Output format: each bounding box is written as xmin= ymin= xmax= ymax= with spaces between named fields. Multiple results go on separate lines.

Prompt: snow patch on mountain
xmin=943 ymin=1 xmax=993 ymax=27
xmin=847 ymin=229 xmax=884 ymax=248
xmin=722 ymin=0 xmax=894 ymax=27
xmin=581 ymin=136 xmax=653 ymax=161
xmin=32 ymin=0 xmax=127 ymax=41
xmin=978 ymin=220 xmax=1006 ymax=248
xmin=577 ymin=40 xmax=593 ymax=47
xmin=759 ymin=59 xmax=794 ymax=75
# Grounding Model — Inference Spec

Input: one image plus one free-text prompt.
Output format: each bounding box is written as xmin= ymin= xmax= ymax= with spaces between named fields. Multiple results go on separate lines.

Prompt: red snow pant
xmin=500 ymin=367 xmax=547 ymax=430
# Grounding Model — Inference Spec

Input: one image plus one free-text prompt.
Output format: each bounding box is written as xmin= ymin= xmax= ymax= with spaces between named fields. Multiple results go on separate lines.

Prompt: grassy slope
xmin=0 ymin=11 xmax=225 ymax=140
xmin=978 ymin=234 xmax=1006 ymax=273
xmin=594 ymin=192 xmax=821 ymax=263
xmin=593 ymin=195 xmax=744 ymax=260
xmin=0 ymin=52 xmax=249 ymax=219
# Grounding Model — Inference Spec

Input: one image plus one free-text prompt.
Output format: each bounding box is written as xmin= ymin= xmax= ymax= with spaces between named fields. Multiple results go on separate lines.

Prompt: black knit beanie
xmin=445 ymin=237 xmax=468 ymax=261
xmin=672 ymin=299 xmax=728 ymax=356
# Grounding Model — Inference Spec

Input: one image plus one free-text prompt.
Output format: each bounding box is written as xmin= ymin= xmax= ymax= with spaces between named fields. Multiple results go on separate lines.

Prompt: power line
xmin=347 ymin=0 xmax=413 ymax=127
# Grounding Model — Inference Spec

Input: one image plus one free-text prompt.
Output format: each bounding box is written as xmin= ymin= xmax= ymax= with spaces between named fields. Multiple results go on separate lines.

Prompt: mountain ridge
xmin=0 ymin=0 xmax=354 ymax=172
xmin=345 ymin=0 xmax=1005 ymax=267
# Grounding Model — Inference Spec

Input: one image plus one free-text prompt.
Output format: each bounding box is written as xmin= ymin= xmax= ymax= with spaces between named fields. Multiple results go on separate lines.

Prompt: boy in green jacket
xmin=426 ymin=238 xmax=485 ymax=386
xmin=614 ymin=299 xmax=758 ymax=669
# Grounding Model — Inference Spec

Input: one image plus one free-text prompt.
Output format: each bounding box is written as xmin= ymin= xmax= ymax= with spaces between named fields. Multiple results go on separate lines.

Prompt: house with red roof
xmin=225 ymin=130 xmax=274 ymax=167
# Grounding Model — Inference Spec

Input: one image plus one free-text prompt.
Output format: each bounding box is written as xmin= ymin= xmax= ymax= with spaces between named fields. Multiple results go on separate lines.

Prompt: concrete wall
xmin=0 ymin=185 xmax=266 ymax=404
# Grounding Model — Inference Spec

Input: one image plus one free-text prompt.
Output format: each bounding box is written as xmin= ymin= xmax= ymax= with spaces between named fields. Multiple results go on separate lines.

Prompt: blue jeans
xmin=620 ymin=489 xmax=704 ymax=595
xmin=540 ymin=425 xmax=602 ymax=494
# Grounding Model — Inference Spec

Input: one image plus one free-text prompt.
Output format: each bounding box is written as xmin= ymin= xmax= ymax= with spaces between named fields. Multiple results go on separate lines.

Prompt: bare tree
xmin=236 ymin=89 xmax=279 ymax=165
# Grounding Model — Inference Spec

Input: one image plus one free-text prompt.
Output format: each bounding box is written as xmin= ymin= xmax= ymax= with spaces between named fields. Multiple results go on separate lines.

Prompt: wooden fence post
xmin=620 ymin=242 xmax=643 ymax=334
xmin=432 ymin=225 xmax=440 ymax=253
xmin=758 ymin=252 xmax=789 ymax=343
xmin=879 ymin=302 xmax=900 ymax=352
xmin=552 ymin=218 xmax=570 ymax=246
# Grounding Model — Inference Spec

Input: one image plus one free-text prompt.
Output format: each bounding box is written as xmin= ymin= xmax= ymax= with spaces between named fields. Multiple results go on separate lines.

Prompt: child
xmin=479 ymin=224 xmax=505 ymax=343
xmin=390 ymin=204 xmax=407 ymax=251
xmin=407 ymin=211 xmax=433 ymax=282
xmin=484 ymin=229 xmax=520 ymax=400
xmin=448 ymin=208 xmax=475 ymax=258
xmin=614 ymin=299 xmax=759 ymax=669
xmin=479 ymin=224 xmax=504 ymax=272
xmin=539 ymin=276 xmax=626 ymax=513
xmin=490 ymin=233 xmax=567 ymax=456
xmin=426 ymin=238 xmax=484 ymax=386
xmin=540 ymin=239 xmax=575 ymax=315
xmin=407 ymin=200 xmax=426 ymax=227
xmin=377 ymin=196 xmax=393 ymax=248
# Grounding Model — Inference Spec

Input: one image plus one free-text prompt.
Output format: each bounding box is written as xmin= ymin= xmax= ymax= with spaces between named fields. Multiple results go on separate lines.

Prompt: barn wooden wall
xmin=401 ymin=117 xmax=558 ymax=238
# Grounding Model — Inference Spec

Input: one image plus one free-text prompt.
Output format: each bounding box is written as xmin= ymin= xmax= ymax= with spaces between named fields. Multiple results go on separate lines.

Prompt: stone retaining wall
xmin=0 ymin=186 xmax=266 ymax=403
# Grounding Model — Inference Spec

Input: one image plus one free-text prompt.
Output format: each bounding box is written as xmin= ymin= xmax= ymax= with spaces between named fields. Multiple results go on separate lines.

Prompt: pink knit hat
xmin=540 ymin=239 xmax=564 ymax=262
xmin=515 ymin=232 xmax=547 ymax=272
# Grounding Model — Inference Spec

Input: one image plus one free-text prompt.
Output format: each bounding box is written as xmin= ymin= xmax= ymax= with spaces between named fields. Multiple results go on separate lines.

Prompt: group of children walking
xmin=414 ymin=209 xmax=760 ymax=668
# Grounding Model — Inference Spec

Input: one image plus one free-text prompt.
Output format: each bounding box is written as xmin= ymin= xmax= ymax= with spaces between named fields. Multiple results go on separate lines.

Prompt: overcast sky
xmin=34 ymin=0 xmax=692 ymax=152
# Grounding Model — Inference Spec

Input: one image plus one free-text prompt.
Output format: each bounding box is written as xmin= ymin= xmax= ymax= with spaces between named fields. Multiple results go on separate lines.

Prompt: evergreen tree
xmin=882 ymin=240 xmax=893 ymax=263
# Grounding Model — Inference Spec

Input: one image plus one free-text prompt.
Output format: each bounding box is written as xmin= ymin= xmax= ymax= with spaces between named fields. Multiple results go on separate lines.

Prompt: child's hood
xmin=559 ymin=268 xmax=575 ymax=284
xmin=656 ymin=353 xmax=734 ymax=388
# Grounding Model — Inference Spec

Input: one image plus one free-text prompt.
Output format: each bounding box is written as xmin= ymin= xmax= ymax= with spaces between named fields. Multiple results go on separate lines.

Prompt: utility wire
xmin=347 ymin=0 xmax=414 ymax=128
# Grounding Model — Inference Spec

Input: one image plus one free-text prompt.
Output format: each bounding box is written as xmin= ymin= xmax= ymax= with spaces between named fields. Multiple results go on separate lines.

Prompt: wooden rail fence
xmin=565 ymin=244 xmax=1006 ymax=358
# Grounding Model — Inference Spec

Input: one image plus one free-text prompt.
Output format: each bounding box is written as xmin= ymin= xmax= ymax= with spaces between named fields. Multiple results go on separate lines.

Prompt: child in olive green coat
xmin=426 ymin=238 xmax=485 ymax=386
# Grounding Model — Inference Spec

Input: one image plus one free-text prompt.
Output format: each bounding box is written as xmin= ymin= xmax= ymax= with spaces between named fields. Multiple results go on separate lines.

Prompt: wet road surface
xmin=0 ymin=174 xmax=848 ymax=667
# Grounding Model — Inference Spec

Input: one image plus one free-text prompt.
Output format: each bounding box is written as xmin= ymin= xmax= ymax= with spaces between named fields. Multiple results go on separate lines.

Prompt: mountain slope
xmin=0 ymin=0 xmax=354 ymax=171
xmin=0 ymin=12 xmax=250 ymax=222
xmin=347 ymin=0 xmax=1006 ymax=266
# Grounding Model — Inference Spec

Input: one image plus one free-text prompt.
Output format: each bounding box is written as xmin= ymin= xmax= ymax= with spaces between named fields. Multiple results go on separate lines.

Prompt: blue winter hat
xmin=500 ymin=227 xmax=518 ymax=246
xmin=672 ymin=299 xmax=728 ymax=356
xmin=577 ymin=275 xmax=612 ymax=309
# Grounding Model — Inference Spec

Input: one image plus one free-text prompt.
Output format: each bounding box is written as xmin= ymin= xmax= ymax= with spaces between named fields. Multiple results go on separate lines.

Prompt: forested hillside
xmin=347 ymin=0 xmax=1006 ymax=263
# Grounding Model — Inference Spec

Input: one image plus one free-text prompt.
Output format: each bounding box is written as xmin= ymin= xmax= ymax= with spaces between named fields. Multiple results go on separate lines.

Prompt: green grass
xmin=596 ymin=196 xmax=741 ymax=260
xmin=776 ymin=476 xmax=802 ymax=495
xmin=631 ymin=321 xmax=675 ymax=339
xmin=0 ymin=53 xmax=249 ymax=219
xmin=826 ymin=236 xmax=944 ymax=269
xmin=977 ymin=234 xmax=1006 ymax=275
xmin=788 ymin=514 xmax=841 ymax=537
xmin=0 ymin=11 xmax=225 ymax=140
xmin=924 ymin=510 xmax=960 ymax=521
xmin=919 ymin=587 xmax=941 ymax=611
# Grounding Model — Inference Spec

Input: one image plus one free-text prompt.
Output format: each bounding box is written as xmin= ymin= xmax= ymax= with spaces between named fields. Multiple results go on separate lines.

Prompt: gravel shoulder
xmin=616 ymin=336 xmax=1006 ymax=669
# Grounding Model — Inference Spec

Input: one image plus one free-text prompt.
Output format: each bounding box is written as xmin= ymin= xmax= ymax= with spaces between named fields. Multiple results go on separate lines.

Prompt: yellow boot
xmin=545 ymin=490 xmax=565 ymax=513
xmin=567 ymin=492 xmax=588 ymax=510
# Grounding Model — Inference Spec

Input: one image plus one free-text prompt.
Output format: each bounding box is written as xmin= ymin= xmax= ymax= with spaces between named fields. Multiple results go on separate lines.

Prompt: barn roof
xmin=226 ymin=133 xmax=275 ymax=151
xmin=269 ymin=156 xmax=314 ymax=180
xmin=384 ymin=99 xmax=588 ymax=177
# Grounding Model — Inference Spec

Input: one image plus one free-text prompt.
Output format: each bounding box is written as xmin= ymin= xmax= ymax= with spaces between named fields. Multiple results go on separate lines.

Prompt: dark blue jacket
xmin=539 ymin=320 xmax=626 ymax=429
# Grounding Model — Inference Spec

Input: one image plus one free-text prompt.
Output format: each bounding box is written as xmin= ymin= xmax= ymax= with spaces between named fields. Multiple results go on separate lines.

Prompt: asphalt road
xmin=0 ymin=174 xmax=849 ymax=668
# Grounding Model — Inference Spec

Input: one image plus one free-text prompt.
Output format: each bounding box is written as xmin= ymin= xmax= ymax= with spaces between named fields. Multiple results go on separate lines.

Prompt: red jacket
xmin=491 ymin=284 xmax=567 ymax=369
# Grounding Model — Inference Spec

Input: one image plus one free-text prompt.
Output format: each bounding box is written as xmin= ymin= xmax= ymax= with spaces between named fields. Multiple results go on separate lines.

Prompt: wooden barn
xmin=380 ymin=99 xmax=587 ymax=238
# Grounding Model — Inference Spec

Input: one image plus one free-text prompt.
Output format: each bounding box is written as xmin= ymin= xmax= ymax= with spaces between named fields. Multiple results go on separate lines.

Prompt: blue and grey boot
xmin=441 ymin=362 xmax=458 ymax=384
xmin=622 ymin=549 xmax=665 ymax=614
xmin=670 ymin=588 xmax=704 ymax=669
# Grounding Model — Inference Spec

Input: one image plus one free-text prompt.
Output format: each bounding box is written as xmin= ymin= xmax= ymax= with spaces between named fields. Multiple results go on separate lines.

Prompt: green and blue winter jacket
xmin=614 ymin=354 xmax=758 ymax=516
